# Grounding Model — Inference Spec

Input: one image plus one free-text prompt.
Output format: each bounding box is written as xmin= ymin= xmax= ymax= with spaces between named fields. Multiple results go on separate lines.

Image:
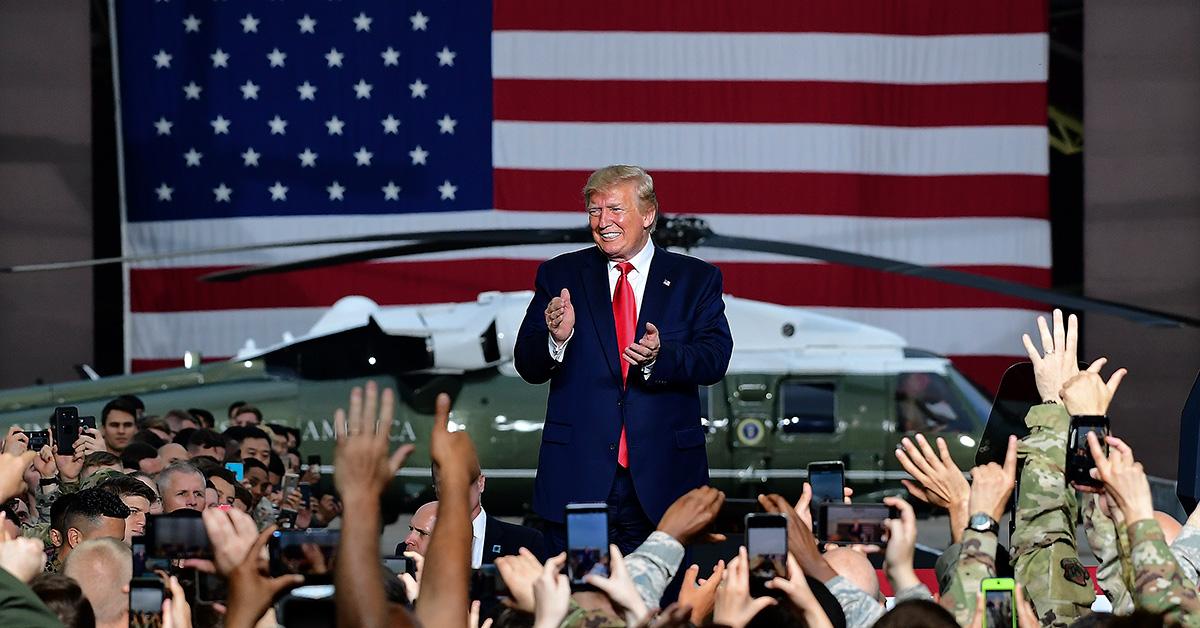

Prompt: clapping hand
xmin=623 ymin=322 xmax=660 ymax=368
xmin=545 ymin=288 xmax=575 ymax=344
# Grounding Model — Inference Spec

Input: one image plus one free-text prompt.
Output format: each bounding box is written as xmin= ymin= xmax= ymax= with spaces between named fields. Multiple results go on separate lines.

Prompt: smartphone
xmin=129 ymin=577 xmax=164 ymax=624
xmin=382 ymin=555 xmax=413 ymax=576
xmin=131 ymin=541 xmax=170 ymax=577
xmin=282 ymin=472 xmax=300 ymax=498
xmin=195 ymin=571 xmax=228 ymax=603
xmin=225 ymin=462 xmax=244 ymax=482
xmin=299 ymin=483 xmax=312 ymax=508
xmin=269 ymin=528 xmax=340 ymax=584
xmin=981 ymin=577 xmax=1016 ymax=628
xmin=26 ymin=430 xmax=50 ymax=452
xmin=565 ymin=502 xmax=609 ymax=587
xmin=145 ymin=511 xmax=212 ymax=559
xmin=745 ymin=513 xmax=788 ymax=597
xmin=307 ymin=454 xmax=321 ymax=467
xmin=818 ymin=503 xmax=898 ymax=546
xmin=808 ymin=461 xmax=845 ymax=503
xmin=1067 ymin=416 xmax=1109 ymax=488
xmin=52 ymin=406 xmax=80 ymax=455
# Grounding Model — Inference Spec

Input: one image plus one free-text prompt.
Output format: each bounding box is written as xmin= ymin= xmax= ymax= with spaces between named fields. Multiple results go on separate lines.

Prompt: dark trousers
xmin=541 ymin=466 xmax=655 ymax=558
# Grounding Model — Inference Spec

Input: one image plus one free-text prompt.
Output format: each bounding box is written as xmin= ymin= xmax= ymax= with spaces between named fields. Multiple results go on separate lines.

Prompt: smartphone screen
xmin=566 ymin=504 xmax=609 ymax=585
xmin=808 ymin=462 xmax=845 ymax=503
xmin=820 ymin=503 xmax=894 ymax=545
xmin=225 ymin=462 xmax=244 ymax=482
xmin=382 ymin=556 xmax=409 ymax=575
xmin=984 ymin=589 xmax=1014 ymax=628
xmin=129 ymin=578 xmax=164 ymax=625
xmin=746 ymin=514 xmax=788 ymax=597
xmin=1067 ymin=419 xmax=1108 ymax=488
xmin=270 ymin=529 xmax=340 ymax=583
xmin=147 ymin=512 xmax=212 ymax=559
xmin=282 ymin=473 xmax=300 ymax=498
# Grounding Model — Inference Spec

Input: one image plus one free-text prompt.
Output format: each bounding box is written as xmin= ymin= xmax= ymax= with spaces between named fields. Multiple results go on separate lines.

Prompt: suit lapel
xmin=636 ymin=247 xmax=670 ymax=335
xmin=578 ymin=249 xmax=622 ymax=383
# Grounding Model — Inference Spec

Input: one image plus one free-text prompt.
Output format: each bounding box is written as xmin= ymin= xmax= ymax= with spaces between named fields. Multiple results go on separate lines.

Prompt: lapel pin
xmin=663 ymin=279 xmax=671 ymax=287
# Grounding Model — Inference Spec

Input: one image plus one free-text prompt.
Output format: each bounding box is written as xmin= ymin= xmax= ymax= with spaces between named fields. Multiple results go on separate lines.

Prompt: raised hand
xmin=882 ymin=497 xmax=921 ymax=591
xmin=623 ymin=322 xmax=660 ymax=367
xmin=1021 ymin=309 xmax=1082 ymax=404
xmin=0 ymin=450 xmax=37 ymax=502
xmin=678 ymin=561 xmax=724 ymax=625
xmin=333 ymin=381 xmax=414 ymax=505
xmin=494 ymin=547 xmax=543 ymax=613
xmin=73 ymin=427 xmax=108 ymax=457
xmin=225 ymin=526 xmax=304 ymax=628
xmin=1 ymin=426 xmax=28 ymax=456
xmin=0 ymin=532 xmax=46 ymax=582
xmin=656 ymin=485 xmax=726 ymax=544
xmin=967 ymin=435 xmax=1018 ymax=521
xmin=766 ymin=554 xmax=834 ymax=628
xmin=585 ymin=545 xmax=651 ymax=626
xmin=532 ymin=553 xmax=571 ymax=628
xmin=545 ymin=288 xmax=575 ymax=344
xmin=161 ymin=575 xmax=193 ymax=628
xmin=1088 ymin=433 xmax=1154 ymax=524
xmin=1060 ymin=365 xmax=1127 ymax=417
xmin=895 ymin=434 xmax=970 ymax=540
xmin=712 ymin=547 xmax=776 ymax=628
xmin=429 ymin=392 xmax=477 ymax=488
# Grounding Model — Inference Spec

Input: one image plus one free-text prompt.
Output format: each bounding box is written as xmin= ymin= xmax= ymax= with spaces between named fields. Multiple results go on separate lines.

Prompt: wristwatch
xmin=967 ymin=512 xmax=999 ymax=535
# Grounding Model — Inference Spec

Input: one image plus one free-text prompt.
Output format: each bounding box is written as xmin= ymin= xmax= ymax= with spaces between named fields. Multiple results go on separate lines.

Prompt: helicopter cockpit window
xmin=895 ymin=372 xmax=974 ymax=433
xmin=778 ymin=381 xmax=836 ymax=434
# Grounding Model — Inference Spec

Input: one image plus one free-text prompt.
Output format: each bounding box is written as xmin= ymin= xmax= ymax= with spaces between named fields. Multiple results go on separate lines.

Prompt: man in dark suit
xmin=400 ymin=460 xmax=548 ymax=565
xmin=515 ymin=165 xmax=733 ymax=555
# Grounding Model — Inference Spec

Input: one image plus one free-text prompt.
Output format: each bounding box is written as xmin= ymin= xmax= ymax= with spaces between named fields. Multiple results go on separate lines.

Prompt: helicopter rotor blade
xmin=703 ymin=234 xmax=1200 ymax=328
xmin=200 ymin=228 xmax=593 ymax=282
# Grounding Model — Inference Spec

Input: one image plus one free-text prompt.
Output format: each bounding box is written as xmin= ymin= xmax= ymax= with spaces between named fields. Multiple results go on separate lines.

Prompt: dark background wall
xmin=0 ymin=3 xmax=1196 ymax=477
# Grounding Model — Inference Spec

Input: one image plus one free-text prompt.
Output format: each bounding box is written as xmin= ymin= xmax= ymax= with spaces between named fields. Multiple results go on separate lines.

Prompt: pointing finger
xmin=1002 ymin=435 xmax=1018 ymax=478
xmin=432 ymin=393 xmax=452 ymax=434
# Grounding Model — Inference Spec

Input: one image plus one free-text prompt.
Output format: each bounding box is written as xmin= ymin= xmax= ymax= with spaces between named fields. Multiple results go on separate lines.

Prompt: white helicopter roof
xmin=237 ymin=291 xmax=943 ymax=376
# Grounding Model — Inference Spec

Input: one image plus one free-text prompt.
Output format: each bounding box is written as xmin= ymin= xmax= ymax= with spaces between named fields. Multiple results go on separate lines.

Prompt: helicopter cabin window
xmin=895 ymin=372 xmax=974 ymax=433
xmin=778 ymin=381 xmax=836 ymax=434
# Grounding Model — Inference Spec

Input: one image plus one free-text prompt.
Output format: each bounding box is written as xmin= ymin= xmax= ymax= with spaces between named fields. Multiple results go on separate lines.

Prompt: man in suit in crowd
xmin=402 ymin=462 xmax=548 ymax=566
xmin=515 ymin=165 xmax=734 ymax=555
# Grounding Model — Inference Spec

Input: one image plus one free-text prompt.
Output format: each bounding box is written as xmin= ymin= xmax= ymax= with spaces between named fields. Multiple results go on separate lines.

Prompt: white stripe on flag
xmin=125 ymin=213 xmax=1050 ymax=268
xmin=492 ymin=122 xmax=1049 ymax=175
xmin=492 ymin=32 xmax=1049 ymax=84
xmin=128 ymin=306 xmax=1039 ymax=360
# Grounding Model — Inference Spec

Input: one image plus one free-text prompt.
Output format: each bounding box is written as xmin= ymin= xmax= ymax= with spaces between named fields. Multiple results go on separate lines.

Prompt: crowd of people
xmin=0 ymin=309 xmax=1197 ymax=627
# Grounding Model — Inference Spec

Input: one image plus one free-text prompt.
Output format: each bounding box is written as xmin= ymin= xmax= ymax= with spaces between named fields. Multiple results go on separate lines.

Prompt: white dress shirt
xmin=549 ymin=239 xmax=655 ymax=362
xmin=471 ymin=507 xmax=487 ymax=568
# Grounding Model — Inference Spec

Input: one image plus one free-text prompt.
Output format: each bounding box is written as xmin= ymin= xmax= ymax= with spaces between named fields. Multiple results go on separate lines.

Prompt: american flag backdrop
xmin=114 ymin=1 xmax=1049 ymax=391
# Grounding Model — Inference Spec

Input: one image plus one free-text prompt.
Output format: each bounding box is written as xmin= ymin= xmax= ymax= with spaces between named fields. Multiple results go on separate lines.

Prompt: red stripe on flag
xmin=130 ymin=262 xmax=1049 ymax=313
xmin=494 ymin=80 xmax=1047 ymax=126
xmin=494 ymin=0 xmax=1047 ymax=34
xmin=494 ymin=170 xmax=1048 ymax=218
xmin=949 ymin=355 xmax=1023 ymax=394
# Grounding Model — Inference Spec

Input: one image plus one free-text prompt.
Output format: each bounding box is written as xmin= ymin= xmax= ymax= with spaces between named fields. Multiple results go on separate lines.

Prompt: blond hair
xmin=582 ymin=165 xmax=658 ymax=213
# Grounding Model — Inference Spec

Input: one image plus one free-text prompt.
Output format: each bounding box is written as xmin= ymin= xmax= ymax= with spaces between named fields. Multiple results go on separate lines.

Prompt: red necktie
xmin=612 ymin=261 xmax=635 ymax=468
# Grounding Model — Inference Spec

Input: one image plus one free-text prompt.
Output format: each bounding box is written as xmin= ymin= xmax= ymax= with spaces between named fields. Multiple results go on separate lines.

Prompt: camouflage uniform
xmin=1084 ymin=493 xmax=1135 ymax=613
xmin=1171 ymin=525 xmax=1200 ymax=584
xmin=1126 ymin=518 xmax=1200 ymax=627
xmin=824 ymin=574 xmax=931 ymax=627
xmin=623 ymin=531 xmax=684 ymax=610
xmin=560 ymin=598 xmax=625 ymax=628
xmin=1012 ymin=403 xmax=1094 ymax=626
xmin=940 ymin=528 xmax=999 ymax=625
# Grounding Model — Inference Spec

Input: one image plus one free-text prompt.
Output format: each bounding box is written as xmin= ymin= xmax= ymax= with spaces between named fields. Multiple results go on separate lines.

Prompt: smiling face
xmin=588 ymin=181 xmax=655 ymax=263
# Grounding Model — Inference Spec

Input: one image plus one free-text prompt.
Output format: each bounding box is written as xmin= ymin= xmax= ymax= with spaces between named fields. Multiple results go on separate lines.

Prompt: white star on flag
xmin=325 ymin=48 xmax=344 ymax=68
xmin=409 ymin=145 xmax=429 ymax=165
xmin=437 ymin=114 xmax=457 ymax=134
xmin=211 ymin=116 xmax=231 ymax=134
xmin=298 ymin=15 xmax=317 ymax=33
xmin=382 ymin=181 xmax=401 ymax=200
xmin=268 ymin=115 xmax=288 ymax=135
xmin=381 ymin=115 xmax=400 ymax=134
xmin=155 ymin=183 xmax=173 ymax=201
xmin=297 ymin=81 xmax=317 ymax=100
xmin=298 ymin=148 xmax=318 ymax=167
xmin=154 ymin=118 xmax=173 ymax=136
xmin=408 ymin=79 xmax=428 ymax=99
xmin=269 ymin=182 xmax=289 ymax=201
xmin=327 ymin=181 xmax=346 ymax=201
xmin=183 ymin=82 xmax=202 ymax=100
xmin=353 ymin=79 xmax=373 ymax=99
xmin=241 ymin=147 xmax=261 ymax=167
xmin=240 ymin=81 xmax=260 ymax=100
xmin=325 ymin=116 xmax=345 ymax=135
xmin=183 ymin=148 xmax=203 ymax=167
xmin=353 ymin=147 xmax=374 ymax=166
xmin=182 ymin=14 xmax=201 ymax=33
xmin=438 ymin=180 xmax=457 ymax=200
xmin=353 ymin=12 xmax=373 ymax=32
xmin=381 ymin=47 xmax=400 ymax=66
xmin=267 ymin=48 xmax=287 ymax=68
xmin=436 ymin=47 xmax=456 ymax=67
xmin=213 ymin=183 xmax=232 ymax=202
xmin=210 ymin=49 xmax=230 ymax=68
xmin=411 ymin=11 xmax=430 ymax=31
xmin=240 ymin=14 xmax=259 ymax=33
xmin=153 ymin=50 xmax=172 ymax=69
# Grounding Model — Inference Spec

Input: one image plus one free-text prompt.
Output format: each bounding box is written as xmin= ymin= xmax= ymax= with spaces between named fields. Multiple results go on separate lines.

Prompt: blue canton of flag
xmin=114 ymin=1 xmax=493 ymax=222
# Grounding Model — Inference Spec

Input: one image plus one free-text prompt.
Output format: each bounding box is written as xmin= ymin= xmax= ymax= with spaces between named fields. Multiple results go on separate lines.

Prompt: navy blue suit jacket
xmin=515 ymin=245 xmax=733 ymax=524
